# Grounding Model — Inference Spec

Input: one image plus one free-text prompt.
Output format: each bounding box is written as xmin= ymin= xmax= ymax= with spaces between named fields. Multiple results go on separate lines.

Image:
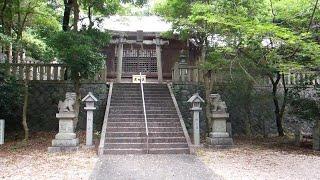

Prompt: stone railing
xmin=172 ymin=63 xmax=320 ymax=86
xmin=272 ymin=72 xmax=320 ymax=86
xmin=8 ymin=63 xmax=107 ymax=82
xmin=9 ymin=63 xmax=67 ymax=81
xmin=172 ymin=62 xmax=200 ymax=84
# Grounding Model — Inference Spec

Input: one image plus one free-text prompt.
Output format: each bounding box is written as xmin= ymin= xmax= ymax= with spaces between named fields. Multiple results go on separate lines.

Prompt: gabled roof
xmin=82 ymin=92 xmax=98 ymax=102
xmin=187 ymin=93 xmax=205 ymax=103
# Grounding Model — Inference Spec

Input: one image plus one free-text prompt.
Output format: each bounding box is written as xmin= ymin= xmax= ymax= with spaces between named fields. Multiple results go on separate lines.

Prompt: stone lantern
xmin=178 ymin=50 xmax=188 ymax=82
xmin=179 ymin=50 xmax=187 ymax=65
xmin=82 ymin=92 xmax=98 ymax=148
xmin=187 ymin=93 xmax=205 ymax=146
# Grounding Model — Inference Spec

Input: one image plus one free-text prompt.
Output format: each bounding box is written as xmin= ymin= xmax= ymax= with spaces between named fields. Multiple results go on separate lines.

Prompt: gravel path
xmin=90 ymin=154 xmax=222 ymax=180
xmin=198 ymin=147 xmax=320 ymax=180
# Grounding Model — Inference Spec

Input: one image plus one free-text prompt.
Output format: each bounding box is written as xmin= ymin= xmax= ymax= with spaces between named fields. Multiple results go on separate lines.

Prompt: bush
xmin=0 ymin=63 xmax=23 ymax=132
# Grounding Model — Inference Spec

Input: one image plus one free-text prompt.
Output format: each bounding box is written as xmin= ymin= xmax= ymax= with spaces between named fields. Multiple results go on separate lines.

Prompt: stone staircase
xmin=102 ymin=83 xmax=190 ymax=154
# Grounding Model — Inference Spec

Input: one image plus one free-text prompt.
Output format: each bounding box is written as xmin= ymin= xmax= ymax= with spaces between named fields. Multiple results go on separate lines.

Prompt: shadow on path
xmin=90 ymin=154 xmax=221 ymax=180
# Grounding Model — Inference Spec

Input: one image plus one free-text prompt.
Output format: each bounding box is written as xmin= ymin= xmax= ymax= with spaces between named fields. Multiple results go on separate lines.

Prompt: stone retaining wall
xmin=6 ymin=82 xmax=108 ymax=133
xmin=172 ymin=83 xmax=314 ymax=137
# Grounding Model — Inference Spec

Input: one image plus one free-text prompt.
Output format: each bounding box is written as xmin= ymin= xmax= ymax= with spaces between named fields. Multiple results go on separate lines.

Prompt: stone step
xmin=111 ymin=97 xmax=142 ymax=100
xmin=109 ymin=106 xmax=176 ymax=111
xmin=112 ymin=92 xmax=142 ymax=98
xmin=107 ymin=122 xmax=181 ymax=127
xmin=106 ymin=132 xmax=147 ymax=137
xmin=104 ymin=143 xmax=188 ymax=149
xmin=103 ymin=148 xmax=189 ymax=154
xmin=109 ymin=109 xmax=177 ymax=114
xmin=106 ymin=132 xmax=185 ymax=138
xmin=149 ymin=143 xmax=188 ymax=149
xmin=109 ymin=110 xmax=143 ymax=114
xmin=103 ymin=149 xmax=146 ymax=154
xmin=108 ymin=114 xmax=178 ymax=119
xmin=148 ymin=148 xmax=189 ymax=154
xmin=105 ymin=143 xmax=145 ymax=149
xmin=112 ymin=97 xmax=172 ymax=101
xmin=108 ymin=117 xmax=180 ymax=122
xmin=147 ymin=114 xmax=179 ymax=118
xmin=105 ymin=137 xmax=187 ymax=143
xmin=106 ymin=127 xmax=183 ymax=133
xmin=110 ymin=103 xmax=174 ymax=107
xmin=113 ymin=91 xmax=170 ymax=95
xmin=110 ymin=103 xmax=143 ymax=107
xmin=146 ymin=110 xmax=177 ymax=114
xmin=102 ymin=83 xmax=189 ymax=155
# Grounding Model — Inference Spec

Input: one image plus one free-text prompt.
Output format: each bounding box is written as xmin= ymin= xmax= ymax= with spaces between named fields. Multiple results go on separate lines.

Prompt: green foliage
xmin=157 ymin=0 xmax=320 ymax=74
xmin=82 ymin=0 xmax=121 ymax=16
xmin=0 ymin=32 xmax=12 ymax=45
xmin=0 ymin=63 xmax=23 ymax=131
xmin=22 ymin=32 xmax=55 ymax=62
xmin=49 ymin=29 xmax=110 ymax=80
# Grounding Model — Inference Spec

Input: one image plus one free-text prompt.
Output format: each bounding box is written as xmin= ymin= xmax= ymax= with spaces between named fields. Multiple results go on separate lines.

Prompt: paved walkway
xmin=90 ymin=154 xmax=221 ymax=180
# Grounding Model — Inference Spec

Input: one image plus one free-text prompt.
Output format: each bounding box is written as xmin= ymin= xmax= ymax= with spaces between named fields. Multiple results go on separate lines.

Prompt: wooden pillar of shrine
xmin=116 ymin=36 xmax=125 ymax=83
xmin=155 ymin=35 xmax=163 ymax=83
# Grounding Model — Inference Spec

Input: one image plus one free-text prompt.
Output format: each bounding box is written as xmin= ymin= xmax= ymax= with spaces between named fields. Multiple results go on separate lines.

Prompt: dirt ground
xmin=0 ymin=132 xmax=98 ymax=180
xmin=198 ymin=137 xmax=320 ymax=180
xmin=1 ymin=133 xmax=320 ymax=180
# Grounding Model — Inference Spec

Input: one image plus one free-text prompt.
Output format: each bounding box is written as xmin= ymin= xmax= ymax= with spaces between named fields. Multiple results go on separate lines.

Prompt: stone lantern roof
xmin=187 ymin=93 xmax=205 ymax=103
xmin=82 ymin=92 xmax=98 ymax=102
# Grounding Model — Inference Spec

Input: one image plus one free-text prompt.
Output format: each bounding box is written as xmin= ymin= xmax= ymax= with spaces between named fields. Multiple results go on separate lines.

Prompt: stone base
xmin=48 ymin=146 xmax=79 ymax=153
xmin=52 ymin=138 xmax=79 ymax=147
xmin=55 ymin=133 xmax=77 ymax=140
xmin=82 ymin=145 xmax=95 ymax=149
xmin=206 ymin=137 xmax=234 ymax=149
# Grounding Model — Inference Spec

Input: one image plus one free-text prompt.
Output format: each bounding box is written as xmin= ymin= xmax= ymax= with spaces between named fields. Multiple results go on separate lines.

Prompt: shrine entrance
xmin=110 ymin=32 xmax=169 ymax=83
xmin=116 ymin=46 xmax=158 ymax=78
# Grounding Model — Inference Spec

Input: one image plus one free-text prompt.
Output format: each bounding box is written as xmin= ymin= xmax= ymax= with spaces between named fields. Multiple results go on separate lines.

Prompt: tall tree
xmin=156 ymin=0 xmax=320 ymax=136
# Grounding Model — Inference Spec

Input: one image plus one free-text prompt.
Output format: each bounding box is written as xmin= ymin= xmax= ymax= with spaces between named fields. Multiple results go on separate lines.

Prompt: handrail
xmin=140 ymin=72 xmax=149 ymax=153
xmin=98 ymin=82 xmax=113 ymax=155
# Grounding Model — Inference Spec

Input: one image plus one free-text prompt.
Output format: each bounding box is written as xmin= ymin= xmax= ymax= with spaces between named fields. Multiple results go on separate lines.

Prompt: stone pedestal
xmin=207 ymin=113 xmax=233 ymax=148
xmin=48 ymin=112 xmax=79 ymax=153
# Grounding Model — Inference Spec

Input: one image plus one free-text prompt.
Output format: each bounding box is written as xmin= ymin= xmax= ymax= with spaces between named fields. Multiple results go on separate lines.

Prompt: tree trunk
xmin=63 ymin=0 xmax=73 ymax=31
xmin=88 ymin=6 xmax=94 ymax=30
xmin=73 ymin=0 xmax=80 ymax=31
xmin=269 ymin=72 xmax=285 ymax=136
xmin=22 ymin=78 xmax=29 ymax=141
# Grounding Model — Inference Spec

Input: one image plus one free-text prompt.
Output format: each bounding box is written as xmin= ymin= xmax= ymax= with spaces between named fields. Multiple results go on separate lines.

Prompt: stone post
xmin=82 ymin=92 xmax=98 ymax=148
xmin=0 ymin=119 xmax=4 ymax=145
xmin=116 ymin=35 xmax=125 ymax=83
xmin=206 ymin=94 xmax=233 ymax=148
xmin=48 ymin=92 xmax=79 ymax=153
xmin=187 ymin=93 xmax=205 ymax=147
xmin=155 ymin=35 xmax=163 ymax=83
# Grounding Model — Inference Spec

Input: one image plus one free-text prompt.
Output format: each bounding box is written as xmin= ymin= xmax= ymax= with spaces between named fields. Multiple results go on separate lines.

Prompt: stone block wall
xmin=172 ymin=84 xmax=207 ymax=138
xmin=173 ymin=84 xmax=279 ymax=137
xmin=25 ymin=82 xmax=108 ymax=132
